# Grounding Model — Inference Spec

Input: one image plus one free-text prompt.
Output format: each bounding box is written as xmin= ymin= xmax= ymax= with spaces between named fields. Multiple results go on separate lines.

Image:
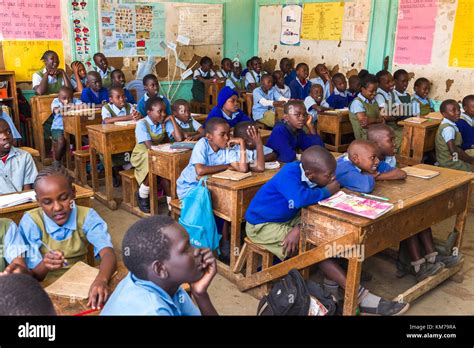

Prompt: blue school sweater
xmin=326 ymin=92 xmax=350 ymax=109
xmin=289 ymin=79 xmax=312 ymax=100
xmin=335 ymin=155 xmax=394 ymax=193
xmin=456 ymin=116 xmax=474 ymax=150
xmin=205 ymin=106 xmax=252 ymax=128
xmin=284 ymin=70 xmax=297 ymax=86
xmin=266 ymin=121 xmax=324 ymax=163
xmin=245 ymin=162 xmax=331 ymax=225
xmin=81 ymin=87 xmax=109 ymax=105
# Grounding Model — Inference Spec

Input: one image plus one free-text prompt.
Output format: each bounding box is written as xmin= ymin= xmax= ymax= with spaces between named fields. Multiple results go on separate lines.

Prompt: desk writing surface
xmin=204 ymin=165 xmax=283 ymax=191
xmin=398 ymin=118 xmax=441 ymax=128
xmin=86 ymin=123 xmax=136 ymax=134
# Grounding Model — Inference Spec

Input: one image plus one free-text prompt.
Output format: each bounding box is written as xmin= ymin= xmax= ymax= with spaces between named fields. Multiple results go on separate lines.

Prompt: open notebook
xmin=45 ymin=262 xmax=99 ymax=300
xmin=0 ymin=191 xmax=36 ymax=208
xmin=212 ymin=170 xmax=252 ymax=181
xmin=401 ymin=166 xmax=440 ymax=179
xmin=403 ymin=117 xmax=429 ymax=124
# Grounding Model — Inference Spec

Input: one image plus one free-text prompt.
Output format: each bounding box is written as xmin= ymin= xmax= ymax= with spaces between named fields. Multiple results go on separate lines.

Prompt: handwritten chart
xmin=176 ymin=4 xmax=223 ymax=45
xmin=449 ymin=0 xmax=474 ymax=68
xmin=301 ymin=2 xmax=344 ymax=41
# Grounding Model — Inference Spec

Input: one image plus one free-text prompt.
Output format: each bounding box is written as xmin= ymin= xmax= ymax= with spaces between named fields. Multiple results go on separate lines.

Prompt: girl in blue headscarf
xmin=205 ymin=87 xmax=252 ymax=128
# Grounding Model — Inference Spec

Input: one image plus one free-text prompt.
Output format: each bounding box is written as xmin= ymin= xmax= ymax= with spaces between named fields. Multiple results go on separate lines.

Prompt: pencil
xmin=73 ymin=308 xmax=99 ymax=316
xmin=39 ymin=240 xmax=69 ymax=266
xmin=361 ymin=193 xmax=390 ymax=201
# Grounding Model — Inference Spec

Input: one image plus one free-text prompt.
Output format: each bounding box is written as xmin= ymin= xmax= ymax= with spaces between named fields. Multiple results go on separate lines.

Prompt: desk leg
xmin=90 ymin=147 xmax=99 ymax=193
xmin=149 ymin=173 xmax=158 ymax=215
xmin=103 ymin=152 xmax=116 ymax=210
xmin=65 ymin=133 xmax=72 ymax=170
xmin=343 ymin=257 xmax=362 ymax=316
xmin=454 ymin=206 xmax=469 ymax=251
xmin=412 ymin=128 xmax=427 ymax=163
xmin=229 ymin=192 xmax=241 ymax=270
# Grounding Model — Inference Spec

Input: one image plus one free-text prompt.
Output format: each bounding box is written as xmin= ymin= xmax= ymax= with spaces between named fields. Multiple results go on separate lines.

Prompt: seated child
xmin=81 ymin=71 xmax=109 ymax=105
xmin=18 ymin=165 xmax=117 ymax=310
xmin=252 ymin=74 xmax=288 ymax=128
xmin=435 ymin=99 xmax=474 ymax=172
xmin=70 ymin=61 xmax=87 ymax=92
xmin=0 ymin=111 xmax=21 ymax=141
xmin=216 ymin=58 xmax=232 ymax=80
xmin=241 ymin=58 xmax=252 ymax=77
xmin=456 ymin=95 xmax=474 ymax=156
xmin=131 ymin=96 xmax=183 ymax=213
xmin=326 ymin=73 xmax=351 ymax=109
xmin=226 ymin=60 xmax=245 ymax=92
xmin=266 ymin=100 xmax=324 ymax=163
xmin=93 ymin=52 xmax=115 ymax=89
xmin=272 ymin=70 xmax=291 ymax=99
xmin=347 ymin=75 xmax=360 ymax=104
xmin=0 ymin=218 xmax=29 ymax=275
xmin=280 ymin=57 xmax=297 ymax=86
xmin=171 ymin=99 xmax=205 ymax=142
xmin=289 ymin=63 xmax=312 ymax=100
xmin=32 ymin=50 xmax=72 ymax=95
xmin=233 ymin=121 xmax=277 ymax=172
xmin=177 ymin=118 xmax=248 ymax=199
xmin=393 ymin=69 xmax=411 ymax=104
xmin=304 ymin=84 xmax=331 ymax=123
xmin=50 ymin=86 xmax=83 ymax=164
xmin=349 ymin=74 xmax=384 ymax=140
xmin=245 ymin=56 xmax=266 ymax=91
xmin=137 ymin=74 xmax=172 ymax=117
xmin=0 ymin=119 xmax=38 ymax=195
xmin=367 ymin=124 xmax=398 ymax=168
xmin=101 ymin=216 xmax=218 ymax=316
xmin=411 ymin=77 xmax=435 ymax=116
xmin=375 ymin=70 xmax=403 ymax=151
xmin=0 ymin=274 xmax=56 ymax=315
xmin=111 ymin=69 xmax=136 ymax=104
xmin=192 ymin=56 xmax=216 ymax=102
xmin=206 ymin=87 xmax=252 ymax=128
xmin=246 ymin=146 xmax=408 ymax=315
xmin=310 ymin=63 xmax=333 ymax=99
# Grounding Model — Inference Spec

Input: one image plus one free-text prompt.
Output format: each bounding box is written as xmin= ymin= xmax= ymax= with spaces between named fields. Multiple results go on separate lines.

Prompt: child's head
xmin=0 ymin=119 xmax=13 ymax=156
xmin=234 ymin=121 xmax=258 ymax=150
xmin=250 ymin=56 xmax=262 ymax=74
xmin=0 ymin=274 xmax=56 ymax=315
xmin=58 ymin=86 xmax=74 ymax=105
xmin=279 ymin=57 xmax=293 ymax=74
xmin=295 ymin=63 xmax=309 ymax=81
xmin=86 ymin=71 xmax=103 ymax=92
xmin=205 ymin=118 xmax=230 ymax=149
xmin=462 ymin=95 xmax=474 ymax=117
xmin=284 ymin=100 xmax=307 ymax=130
xmin=122 ymin=216 xmax=206 ymax=286
xmin=272 ymin=70 xmax=285 ymax=88
xmin=93 ymin=52 xmax=109 ymax=72
xmin=71 ymin=60 xmax=87 ymax=79
xmin=232 ymin=60 xmax=242 ymax=77
xmin=301 ymin=146 xmax=337 ymax=187
xmin=260 ymin=74 xmax=274 ymax=92
xmin=309 ymin=84 xmax=324 ymax=102
xmin=41 ymin=50 xmax=59 ymax=70
xmin=347 ymin=140 xmax=380 ymax=174
xmin=200 ymin=56 xmax=213 ymax=73
xmin=246 ymin=59 xmax=252 ymax=70
xmin=217 ymin=87 xmax=239 ymax=115
xmin=146 ymin=96 xmax=167 ymax=124
xmin=109 ymin=86 xmax=126 ymax=109
xmin=367 ymin=124 xmax=397 ymax=158
xmin=440 ymin=99 xmax=461 ymax=123
xmin=34 ymin=164 xmax=76 ymax=227
xmin=358 ymin=69 xmax=369 ymax=80
xmin=376 ymin=70 xmax=395 ymax=92
xmin=221 ymin=58 xmax=232 ymax=73
xmin=111 ymin=69 xmax=126 ymax=88
xmin=315 ymin=64 xmax=329 ymax=78
xmin=393 ymin=69 xmax=409 ymax=93
xmin=172 ymin=99 xmax=191 ymax=123
xmin=414 ymin=78 xmax=431 ymax=99
xmin=360 ymin=74 xmax=378 ymax=101
xmin=143 ymin=74 xmax=159 ymax=96
xmin=332 ymin=73 xmax=347 ymax=93
xmin=348 ymin=75 xmax=361 ymax=93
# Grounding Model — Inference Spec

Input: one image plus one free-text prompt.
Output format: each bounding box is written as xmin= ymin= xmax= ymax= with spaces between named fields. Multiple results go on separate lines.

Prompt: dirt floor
xmin=94 ymin=199 xmax=474 ymax=315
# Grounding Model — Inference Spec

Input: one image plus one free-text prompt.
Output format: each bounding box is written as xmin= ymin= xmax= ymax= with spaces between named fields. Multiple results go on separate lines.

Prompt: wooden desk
xmin=260 ymin=129 xmax=271 ymax=145
xmin=63 ymin=108 xmax=102 ymax=170
xmin=31 ymin=94 xmax=58 ymax=164
xmin=192 ymin=113 xmax=207 ymax=124
xmin=87 ymin=124 xmax=136 ymax=210
xmin=317 ymin=110 xmax=354 ymax=152
xmin=0 ymin=184 xmax=94 ymax=224
xmin=148 ymin=148 xmax=192 ymax=215
xmin=397 ymin=118 xmax=441 ymax=166
xmin=236 ymin=165 xmax=472 ymax=315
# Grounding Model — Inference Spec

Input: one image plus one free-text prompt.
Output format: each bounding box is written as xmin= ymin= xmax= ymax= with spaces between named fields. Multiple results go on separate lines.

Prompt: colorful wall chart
xmin=280 ymin=4 xmax=302 ymax=46
xmin=70 ymin=0 xmax=97 ymax=69
xmin=301 ymin=2 xmax=344 ymax=41
xmin=448 ymin=0 xmax=474 ymax=68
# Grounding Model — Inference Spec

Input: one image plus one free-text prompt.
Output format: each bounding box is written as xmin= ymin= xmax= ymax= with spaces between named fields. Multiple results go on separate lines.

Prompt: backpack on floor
xmin=257 ymin=269 xmax=337 ymax=316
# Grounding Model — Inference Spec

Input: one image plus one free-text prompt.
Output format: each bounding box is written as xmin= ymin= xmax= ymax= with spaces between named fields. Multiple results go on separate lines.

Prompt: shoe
xmin=218 ymin=240 xmax=230 ymax=264
xmin=112 ymin=170 xmax=121 ymax=188
xmin=435 ymin=253 xmax=462 ymax=268
xmin=135 ymin=192 xmax=150 ymax=214
xmin=415 ymin=262 xmax=444 ymax=282
xmin=360 ymin=298 xmax=410 ymax=316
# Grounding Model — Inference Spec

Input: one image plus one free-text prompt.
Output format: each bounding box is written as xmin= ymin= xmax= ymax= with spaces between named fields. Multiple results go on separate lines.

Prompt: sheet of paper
xmin=176 ymin=4 xmax=223 ymax=45
xmin=45 ymin=262 xmax=99 ymax=300
xmin=301 ymin=2 xmax=344 ymax=41
xmin=280 ymin=4 xmax=302 ymax=46
xmin=176 ymin=35 xmax=190 ymax=46
xmin=181 ymin=68 xmax=194 ymax=80
xmin=448 ymin=0 xmax=474 ymax=68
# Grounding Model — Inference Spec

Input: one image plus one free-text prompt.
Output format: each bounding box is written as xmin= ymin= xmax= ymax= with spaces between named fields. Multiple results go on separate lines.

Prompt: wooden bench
xmin=30 ymin=94 xmax=58 ymax=165
xmin=73 ymin=149 xmax=91 ymax=186
xmin=169 ymin=198 xmax=181 ymax=220
xmin=119 ymin=169 xmax=150 ymax=218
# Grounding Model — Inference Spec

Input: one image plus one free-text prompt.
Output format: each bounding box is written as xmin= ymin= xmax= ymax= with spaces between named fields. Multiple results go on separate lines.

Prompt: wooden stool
xmin=169 ymin=198 xmax=182 ymax=220
xmin=73 ymin=149 xmax=91 ymax=186
xmin=119 ymin=169 xmax=150 ymax=218
xmin=233 ymin=237 xmax=273 ymax=299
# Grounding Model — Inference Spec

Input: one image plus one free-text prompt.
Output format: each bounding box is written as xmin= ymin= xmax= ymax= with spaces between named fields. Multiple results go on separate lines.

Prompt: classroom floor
xmin=95 ymin=199 xmax=474 ymax=315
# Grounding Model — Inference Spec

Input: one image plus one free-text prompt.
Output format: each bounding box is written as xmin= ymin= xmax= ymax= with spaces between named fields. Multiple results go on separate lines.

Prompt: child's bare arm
xmin=248 ymin=126 xmax=265 ymax=172
xmin=88 ymin=247 xmax=117 ymax=309
xmin=195 ymin=163 xmax=231 ymax=176
xmin=376 ymin=168 xmax=407 ymax=181
xmin=103 ymin=115 xmax=133 ymax=124
xmin=167 ymin=115 xmax=184 ymax=142
xmin=190 ymin=248 xmax=218 ymax=316
xmin=22 ymin=184 xmax=33 ymax=191
xmin=265 ymin=152 xmax=278 ymax=162
xmin=228 ymin=137 xmax=249 ymax=173
xmin=32 ymin=251 xmax=66 ymax=281
xmin=447 ymin=141 xmax=474 ymax=164
xmin=305 ymin=113 xmax=317 ymax=135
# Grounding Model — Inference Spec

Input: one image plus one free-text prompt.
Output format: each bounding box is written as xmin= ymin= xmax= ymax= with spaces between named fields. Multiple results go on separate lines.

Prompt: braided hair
xmin=34 ymin=164 xmax=74 ymax=191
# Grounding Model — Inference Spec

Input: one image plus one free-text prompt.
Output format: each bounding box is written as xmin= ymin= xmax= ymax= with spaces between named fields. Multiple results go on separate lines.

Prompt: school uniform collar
xmin=221 ymin=109 xmax=239 ymax=120
xmin=413 ymin=94 xmax=429 ymax=104
xmin=394 ymin=89 xmax=409 ymax=97
xmin=442 ymin=118 xmax=457 ymax=128
xmin=334 ymin=89 xmax=349 ymax=97
xmin=377 ymin=87 xmax=392 ymax=99
xmin=204 ymin=138 xmax=224 ymax=155
xmin=384 ymin=155 xmax=397 ymax=168
xmin=296 ymin=78 xmax=308 ymax=88
xmin=176 ymin=118 xmax=191 ymax=128
xmin=145 ymin=116 xmax=162 ymax=127
xmin=219 ymin=69 xmax=230 ymax=78
xmin=230 ymin=73 xmax=242 ymax=82
xmin=357 ymin=93 xmax=376 ymax=104
xmin=461 ymin=112 xmax=473 ymax=126
xmin=342 ymin=153 xmax=362 ymax=172
xmin=144 ymin=93 xmax=164 ymax=102
xmin=42 ymin=206 xmax=78 ymax=234
xmin=109 ymin=103 xmax=128 ymax=114
xmin=275 ymin=85 xmax=289 ymax=93
xmin=3 ymin=146 xmax=20 ymax=160
xmin=299 ymin=163 xmax=318 ymax=188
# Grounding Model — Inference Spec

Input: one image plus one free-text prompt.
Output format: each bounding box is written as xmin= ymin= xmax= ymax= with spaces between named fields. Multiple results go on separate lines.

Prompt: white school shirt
xmin=273 ymin=85 xmax=291 ymax=99
xmin=216 ymin=69 xmax=231 ymax=79
xmin=193 ymin=68 xmax=216 ymax=80
xmin=245 ymin=70 xmax=267 ymax=88
xmin=309 ymin=77 xmax=331 ymax=99
xmin=440 ymin=118 xmax=459 ymax=143
xmin=304 ymin=96 xmax=329 ymax=122
xmin=32 ymin=68 xmax=66 ymax=89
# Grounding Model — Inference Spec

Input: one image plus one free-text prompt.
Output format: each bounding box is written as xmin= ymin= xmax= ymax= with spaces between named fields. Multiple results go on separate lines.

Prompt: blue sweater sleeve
xmin=266 ymin=126 xmax=297 ymax=163
xmin=456 ymin=119 xmax=471 ymax=150
xmin=277 ymin=171 xmax=331 ymax=208
xmin=298 ymin=131 xmax=324 ymax=150
xmin=81 ymin=89 xmax=90 ymax=104
xmin=289 ymin=81 xmax=300 ymax=100
xmin=336 ymin=161 xmax=375 ymax=193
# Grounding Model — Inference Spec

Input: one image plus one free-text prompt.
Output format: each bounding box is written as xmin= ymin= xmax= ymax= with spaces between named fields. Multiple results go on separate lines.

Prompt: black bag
xmin=257 ymin=269 xmax=337 ymax=316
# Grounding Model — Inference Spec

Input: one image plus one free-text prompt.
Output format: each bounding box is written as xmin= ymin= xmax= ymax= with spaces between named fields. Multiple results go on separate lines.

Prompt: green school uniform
xmin=0 ymin=219 xmax=12 ymax=272
xmin=130 ymin=121 xmax=169 ymax=185
xmin=103 ymin=103 xmax=132 ymax=167
xmin=36 ymin=69 xmax=64 ymax=95
xmin=192 ymin=71 xmax=212 ymax=102
xmin=397 ymin=92 xmax=411 ymax=104
xmin=229 ymin=77 xmax=245 ymax=91
xmin=412 ymin=96 xmax=432 ymax=116
xmin=376 ymin=90 xmax=403 ymax=152
xmin=249 ymin=71 xmax=262 ymax=89
xmin=435 ymin=123 xmax=473 ymax=172
xmin=349 ymin=97 xmax=381 ymax=140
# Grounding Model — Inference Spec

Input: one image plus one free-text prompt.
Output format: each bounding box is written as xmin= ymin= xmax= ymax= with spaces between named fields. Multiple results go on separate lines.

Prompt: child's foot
xmin=359 ymin=298 xmax=410 ymax=316
xmin=218 ymin=240 xmax=230 ymax=264
xmin=415 ymin=261 xmax=445 ymax=282
xmin=435 ymin=253 xmax=462 ymax=268
xmin=112 ymin=169 xmax=121 ymax=187
xmin=135 ymin=192 xmax=150 ymax=214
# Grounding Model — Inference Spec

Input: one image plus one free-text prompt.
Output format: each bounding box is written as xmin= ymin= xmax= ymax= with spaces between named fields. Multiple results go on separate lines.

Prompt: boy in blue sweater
xmin=80 ymin=71 xmax=109 ymax=105
xmin=326 ymin=73 xmax=351 ymax=109
xmin=456 ymin=95 xmax=474 ymax=155
xmin=245 ymin=146 xmax=408 ymax=315
xmin=289 ymin=63 xmax=312 ymax=100
xmin=266 ymin=100 xmax=324 ymax=162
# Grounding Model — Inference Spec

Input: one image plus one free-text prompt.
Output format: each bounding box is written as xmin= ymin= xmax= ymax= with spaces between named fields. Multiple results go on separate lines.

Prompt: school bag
xmin=179 ymin=177 xmax=221 ymax=251
xmin=257 ymin=269 xmax=337 ymax=316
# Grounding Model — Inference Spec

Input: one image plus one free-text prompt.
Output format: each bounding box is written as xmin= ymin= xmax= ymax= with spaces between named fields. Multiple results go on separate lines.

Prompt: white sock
xmin=358 ymin=286 xmax=381 ymax=308
xmin=139 ymin=184 xmax=150 ymax=199
xmin=166 ymin=196 xmax=171 ymax=210
xmin=411 ymin=258 xmax=425 ymax=273
xmin=424 ymin=251 xmax=438 ymax=264
xmin=123 ymin=163 xmax=132 ymax=170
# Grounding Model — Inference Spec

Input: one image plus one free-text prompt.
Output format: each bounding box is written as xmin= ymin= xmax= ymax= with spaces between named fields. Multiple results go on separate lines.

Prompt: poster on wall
xmin=280 ymin=4 xmax=302 ymax=46
xmin=70 ymin=1 xmax=95 ymax=69
xmin=394 ymin=0 xmax=437 ymax=65
xmin=301 ymin=2 xmax=344 ymax=41
xmin=342 ymin=0 xmax=371 ymax=42
xmin=176 ymin=5 xmax=223 ymax=45
xmin=448 ymin=0 xmax=474 ymax=68
xmin=99 ymin=1 xmax=165 ymax=57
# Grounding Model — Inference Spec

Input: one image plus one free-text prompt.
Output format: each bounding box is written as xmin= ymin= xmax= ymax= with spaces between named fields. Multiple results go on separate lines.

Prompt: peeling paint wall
xmin=392 ymin=0 xmax=472 ymax=101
